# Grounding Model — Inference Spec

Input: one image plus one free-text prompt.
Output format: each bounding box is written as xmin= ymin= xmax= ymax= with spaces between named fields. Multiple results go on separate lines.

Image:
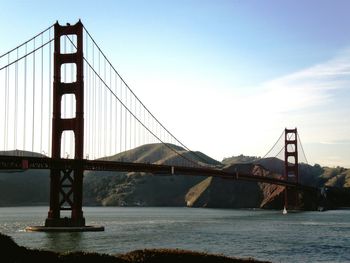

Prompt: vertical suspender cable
xmin=88 ymin=36 xmax=92 ymax=158
xmin=121 ymin=80 xmax=124 ymax=152
xmin=129 ymin=87 xmax=131 ymax=149
xmin=91 ymin=63 xmax=94 ymax=159
xmin=129 ymin=94 xmax=134 ymax=149
xmin=40 ymin=34 xmax=44 ymax=153
xmin=139 ymin=101 xmax=141 ymax=147
xmin=84 ymin=61 xmax=88 ymax=157
xmin=151 ymin=116 xmax=154 ymax=144
xmin=6 ymin=53 xmax=9 ymax=151
xmin=156 ymin=119 xmax=158 ymax=144
xmin=92 ymin=44 xmax=96 ymax=159
xmin=120 ymin=80 xmax=123 ymax=152
xmin=89 ymin=53 xmax=93 ymax=158
xmin=32 ymin=39 xmax=36 ymax=154
xmin=143 ymin=107 xmax=145 ymax=145
xmin=125 ymin=84 xmax=127 ymax=151
xmin=130 ymin=95 xmax=133 ymax=149
xmin=115 ymin=74 xmax=118 ymax=153
xmin=120 ymin=78 xmax=122 ymax=153
xmin=23 ymin=44 xmax=27 ymax=153
xmin=128 ymin=95 xmax=131 ymax=150
xmin=4 ymin=54 xmax=8 ymax=150
xmin=147 ymin=113 xmax=150 ymax=144
xmin=14 ymin=49 xmax=18 ymax=151
xmin=98 ymin=50 xmax=101 ymax=157
xmin=109 ymin=65 xmax=112 ymax=155
xmin=94 ymin=46 xmax=97 ymax=158
xmin=135 ymin=100 xmax=137 ymax=148
xmin=147 ymin=112 xmax=150 ymax=144
xmin=88 ymin=64 xmax=92 ymax=159
xmin=48 ymin=29 xmax=52 ymax=156
xmin=90 ymin=64 xmax=93 ymax=158
xmin=91 ymin=43 xmax=94 ymax=158
xmin=104 ymin=59 xmax=107 ymax=156
xmin=160 ymin=121 xmax=162 ymax=143
xmin=134 ymin=96 xmax=136 ymax=148
xmin=135 ymin=102 xmax=138 ymax=147
xmin=85 ymin=32 xmax=88 ymax=158
xmin=155 ymin=120 xmax=158 ymax=144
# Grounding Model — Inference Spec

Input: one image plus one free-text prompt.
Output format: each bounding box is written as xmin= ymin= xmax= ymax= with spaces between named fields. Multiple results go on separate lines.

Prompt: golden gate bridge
xmin=0 ymin=21 xmax=314 ymax=231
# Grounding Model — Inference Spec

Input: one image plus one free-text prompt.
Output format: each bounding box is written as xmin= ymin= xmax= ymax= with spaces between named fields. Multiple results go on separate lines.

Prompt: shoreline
xmin=1 ymin=233 xmax=270 ymax=263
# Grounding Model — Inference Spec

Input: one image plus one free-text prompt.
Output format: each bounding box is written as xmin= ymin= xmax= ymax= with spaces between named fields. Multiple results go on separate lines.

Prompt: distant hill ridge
xmin=100 ymin=143 xmax=221 ymax=166
xmin=0 ymin=150 xmax=46 ymax=158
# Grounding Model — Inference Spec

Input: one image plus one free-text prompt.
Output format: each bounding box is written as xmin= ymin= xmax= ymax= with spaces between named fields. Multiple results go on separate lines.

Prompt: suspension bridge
xmin=0 ymin=21 xmax=314 ymax=231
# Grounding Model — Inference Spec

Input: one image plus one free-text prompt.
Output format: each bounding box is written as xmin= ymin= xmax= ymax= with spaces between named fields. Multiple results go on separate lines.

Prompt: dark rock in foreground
xmin=0 ymin=233 xmax=270 ymax=263
xmin=119 ymin=249 xmax=271 ymax=263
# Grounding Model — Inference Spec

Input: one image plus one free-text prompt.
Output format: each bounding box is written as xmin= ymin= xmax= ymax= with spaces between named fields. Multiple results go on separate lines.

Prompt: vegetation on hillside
xmin=222 ymin=155 xmax=260 ymax=165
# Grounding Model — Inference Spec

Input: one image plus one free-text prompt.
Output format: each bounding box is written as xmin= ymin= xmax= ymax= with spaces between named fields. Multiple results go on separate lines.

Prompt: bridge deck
xmin=0 ymin=155 xmax=315 ymax=191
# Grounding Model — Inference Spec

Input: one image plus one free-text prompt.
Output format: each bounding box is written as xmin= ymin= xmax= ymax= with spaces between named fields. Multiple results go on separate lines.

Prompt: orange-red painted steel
xmin=284 ymin=128 xmax=299 ymax=209
xmin=46 ymin=21 xmax=85 ymax=227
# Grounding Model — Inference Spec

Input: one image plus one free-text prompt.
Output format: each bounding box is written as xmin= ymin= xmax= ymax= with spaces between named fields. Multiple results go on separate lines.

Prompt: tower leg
xmin=46 ymin=169 xmax=60 ymax=221
xmin=45 ymin=167 xmax=85 ymax=227
xmin=72 ymin=168 xmax=85 ymax=226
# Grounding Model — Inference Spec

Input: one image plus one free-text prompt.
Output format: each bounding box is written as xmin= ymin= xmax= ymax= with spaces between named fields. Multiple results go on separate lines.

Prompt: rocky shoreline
xmin=1 ymin=233 xmax=270 ymax=263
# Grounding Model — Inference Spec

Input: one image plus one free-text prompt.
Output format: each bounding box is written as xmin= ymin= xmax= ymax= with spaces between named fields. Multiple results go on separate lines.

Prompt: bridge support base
xmin=25 ymin=225 xmax=104 ymax=232
xmin=45 ymin=217 xmax=86 ymax=228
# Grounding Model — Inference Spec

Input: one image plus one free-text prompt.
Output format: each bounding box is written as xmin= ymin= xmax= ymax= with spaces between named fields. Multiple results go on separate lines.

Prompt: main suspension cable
xmin=0 ymin=24 xmax=53 ymax=59
xmin=262 ymin=129 xmax=284 ymax=159
xmin=0 ymin=38 xmax=54 ymax=71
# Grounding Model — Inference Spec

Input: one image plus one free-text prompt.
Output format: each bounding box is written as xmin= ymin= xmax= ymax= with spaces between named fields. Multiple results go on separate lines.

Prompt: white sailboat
xmin=283 ymin=206 xmax=288 ymax=215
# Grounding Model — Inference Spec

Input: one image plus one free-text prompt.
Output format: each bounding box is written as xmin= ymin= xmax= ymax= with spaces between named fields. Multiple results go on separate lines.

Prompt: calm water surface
xmin=0 ymin=206 xmax=349 ymax=262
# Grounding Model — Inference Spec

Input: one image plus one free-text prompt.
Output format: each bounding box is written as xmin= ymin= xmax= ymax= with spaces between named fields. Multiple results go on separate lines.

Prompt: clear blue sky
xmin=1 ymin=0 xmax=350 ymax=167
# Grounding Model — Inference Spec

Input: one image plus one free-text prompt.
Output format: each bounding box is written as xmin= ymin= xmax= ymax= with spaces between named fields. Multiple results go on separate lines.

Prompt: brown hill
xmin=84 ymin=143 xmax=218 ymax=207
xmin=321 ymin=167 xmax=350 ymax=187
xmin=100 ymin=143 xmax=221 ymax=166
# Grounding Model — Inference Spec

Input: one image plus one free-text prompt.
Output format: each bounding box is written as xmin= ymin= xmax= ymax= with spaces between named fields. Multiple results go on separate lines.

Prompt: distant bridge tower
xmin=284 ymin=128 xmax=299 ymax=209
xmin=45 ymin=21 xmax=85 ymax=227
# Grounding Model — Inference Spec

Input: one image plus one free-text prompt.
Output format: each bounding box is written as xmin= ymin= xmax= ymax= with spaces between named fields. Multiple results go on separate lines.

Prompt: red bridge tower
xmin=45 ymin=21 xmax=85 ymax=227
xmin=284 ymin=128 xmax=299 ymax=210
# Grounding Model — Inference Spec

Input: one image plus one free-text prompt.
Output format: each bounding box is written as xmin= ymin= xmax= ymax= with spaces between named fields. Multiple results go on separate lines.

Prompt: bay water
xmin=0 ymin=206 xmax=350 ymax=262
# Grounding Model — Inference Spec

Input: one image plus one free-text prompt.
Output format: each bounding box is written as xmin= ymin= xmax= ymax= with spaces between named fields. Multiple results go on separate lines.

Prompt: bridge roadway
xmin=0 ymin=155 xmax=315 ymax=192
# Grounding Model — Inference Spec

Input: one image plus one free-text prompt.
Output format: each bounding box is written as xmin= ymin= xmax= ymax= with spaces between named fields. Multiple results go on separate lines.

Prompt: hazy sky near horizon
xmin=1 ymin=0 xmax=350 ymax=167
